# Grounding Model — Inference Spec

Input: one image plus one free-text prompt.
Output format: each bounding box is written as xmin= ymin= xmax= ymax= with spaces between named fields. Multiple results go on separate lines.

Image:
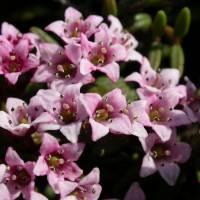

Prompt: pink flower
xmin=32 ymin=42 xmax=94 ymax=85
xmin=108 ymin=15 xmax=142 ymax=62
xmin=60 ymin=168 xmax=102 ymax=200
xmin=125 ymin=57 xmax=182 ymax=93
xmin=139 ymin=132 xmax=191 ymax=186
xmin=34 ymin=133 xmax=84 ymax=194
xmin=0 ymin=98 xmax=31 ymax=136
xmin=30 ymin=83 xmax=88 ymax=143
xmin=4 ymin=147 xmax=36 ymax=199
xmin=129 ymin=89 xmax=190 ymax=141
xmin=79 ymin=88 xmax=132 ymax=141
xmin=46 ymin=7 xmax=103 ymax=43
xmin=80 ymin=24 xmax=126 ymax=82
xmin=0 ymin=36 xmax=39 ymax=84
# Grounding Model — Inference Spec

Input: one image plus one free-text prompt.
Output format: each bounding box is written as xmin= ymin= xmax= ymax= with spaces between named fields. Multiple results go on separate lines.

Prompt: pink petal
xmin=80 ymin=59 xmax=96 ymax=75
xmin=108 ymin=114 xmax=132 ymax=135
xmin=110 ymin=44 xmax=126 ymax=61
xmin=31 ymin=64 xmax=53 ymax=83
xmin=157 ymin=162 xmax=180 ymax=186
xmin=60 ymin=122 xmax=82 ymax=143
xmin=15 ymin=39 xmax=29 ymax=59
xmin=0 ymin=164 xmax=6 ymax=182
xmin=45 ymin=21 xmax=65 ymax=37
xmin=34 ymin=156 xmax=49 ymax=176
xmin=64 ymin=162 xmax=83 ymax=181
xmin=171 ymin=142 xmax=191 ymax=163
xmin=159 ymin=68 xmax=180 ymax=87
xmin=79 ymin=93 xmax=101 ymax=117
xmin=140 ymin=153 xmax=156 ymax=177
xmin=0 ymin=184 xmax=11 ymax=200
xmin=132 ymin=121 xmax=148 ymax=138
xmin=124 ymin=182 xmax=146 ymax=200
xmin=104 ymin=88 xmax=127 ymax=112
xmin=108 ymin=15 xmax=122 ymax=32
xmin=152 ymin=124 xmax=172 ymax=142
xmin=30 ymin=191 xmax=48 ymax=200
xmin=79 ymin=167 xmax=100 ymax=185
xmin=89 ymin=118 xmax=109 ymax=141
xmin=98 ymin=62 xmax=119 ymax=82
xmin=64 ymin=7 xmax=82 ymax=22
xmin=40 ymin=133 xmax=60 ymax=155
xmin=5 ymin=147 xmax=24 ymax=167
xmin=65 ymin=43 xmax=82 ymax=65
xmin=58 ymin=180 xmax=78 ymax=198
xmin=61 ymin=142 xmax=85 ymax=161
xmin=1 ymin=22 xmax=20 ymax=40
xmin=5 ymin=72 xmax=21 ymax=85
xmin=125 ymin=72 xmax=144 ymax=86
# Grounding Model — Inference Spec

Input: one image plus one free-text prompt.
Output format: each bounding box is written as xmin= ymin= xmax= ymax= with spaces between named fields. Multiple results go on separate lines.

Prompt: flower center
xmin=46 ymin=152 xmax=65 ymax=170
xmin=12 ymin=166 xmax=31 ymax=187
xmin=151 ymin=144 xmax=171 ymax=160
xmin=56 ymin=62 xmax=76 ymax=79
xmin=8 ymin=55 xmax=22 ymax=73
xmin=149 ymin=106 xmax=165 ymax=122
xmin=71 ymin=27 xmax=79 ymax=38
xmin=95 ymin=108 xmax=109 ymax=122
xmin=91 ymin=54 xmax=105 ymax=65
xmin=59 ymin=103 xmax=77 ymax=124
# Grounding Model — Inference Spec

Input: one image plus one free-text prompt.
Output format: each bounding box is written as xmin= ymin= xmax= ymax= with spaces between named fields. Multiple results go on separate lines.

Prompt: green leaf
xmin=132 ymin=13 xmax=152 ymax=31
xmin=174 ymin=7 xmax=191 ymax=38
xmin=88 ymin=77 xmax=138 ymax=101
xmin=104 ymin=0 xmax=118 ymax=16
xmin=170 ymin=44 xmax=185 ymax=76
xmin=149 ymin=43 xmax=162 ymax=70
xmin=30 ymin=26 xmax=58 ymax=43
xmin=152 ymin=10 xmax=167 ymax=38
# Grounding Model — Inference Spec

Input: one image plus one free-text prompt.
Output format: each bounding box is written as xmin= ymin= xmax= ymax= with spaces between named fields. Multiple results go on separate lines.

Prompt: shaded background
xmin=0 ymin=0 xmax=200 ymax=199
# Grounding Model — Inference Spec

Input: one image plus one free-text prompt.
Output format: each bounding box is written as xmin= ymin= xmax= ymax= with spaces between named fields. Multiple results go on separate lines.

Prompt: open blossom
xmin=139 ymin=132 xmax=191 ymax=186
xmin=0 ymin=37 xmax=39 ymax=85
xmin=0 ymin=98 xmax=31 ymax=136
xmin=125 ymin=57 xmax=182 ymax=93
xmin=60 ymin=167 xmax=102 ymax=200
xmin=46 ymin=7 xmax=103 ymax=43
xmin=0 ymin=164 xmax=11 ymax=200
xmin=80 ymin=24 xmax=126 ymax=82
xmin=32 ymin=42 xmax=94 ymax=85
xmin=129 ymin=88 xmax=190 ymax=141
xmin=30 ymin=83 xmax=88 ymax=143
xmin=3 ymin=147 xmax=35 ymax=199
xmin=108 ymin=15 xmax=142 ymax=62
xmin=79 ymin=88 xmax=132 ymax=141
xmin=34 ymin=133 xmax=84 ymax=194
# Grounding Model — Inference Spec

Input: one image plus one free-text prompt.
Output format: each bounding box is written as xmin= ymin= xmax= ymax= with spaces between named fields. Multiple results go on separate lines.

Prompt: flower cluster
xmin=0 ymin=6 xmax=199 ymax=200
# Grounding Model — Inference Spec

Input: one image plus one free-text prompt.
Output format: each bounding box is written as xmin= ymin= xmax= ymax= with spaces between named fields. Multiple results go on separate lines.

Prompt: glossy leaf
xmin=104 ymin=0 xmax=118 ymax=16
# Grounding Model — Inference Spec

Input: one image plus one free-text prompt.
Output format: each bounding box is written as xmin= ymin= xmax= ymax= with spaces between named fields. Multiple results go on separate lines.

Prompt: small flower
xmin=60 ymin=167 xmax=102 ymax=200
xmin=45 ymin=7 xmax=103 ymax=43
xmin=4 ymin=147 xmax=36 ymax=199
xmin=0 ymin=98 xmax=31 ymax=136
xmin=79 ymin=88 xmax=132 ymax=141
xmin=34 ymin=133 xmax=84 ymax=194
xmin=139 ymin=132 xmax=191 ymax=186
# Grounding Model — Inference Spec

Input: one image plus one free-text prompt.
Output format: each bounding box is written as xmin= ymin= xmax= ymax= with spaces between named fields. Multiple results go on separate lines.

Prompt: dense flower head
xmin=0 ymin=23 xmax=40 ymax=84
xmin=0 ymin=5 xmax=198 ymax=200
